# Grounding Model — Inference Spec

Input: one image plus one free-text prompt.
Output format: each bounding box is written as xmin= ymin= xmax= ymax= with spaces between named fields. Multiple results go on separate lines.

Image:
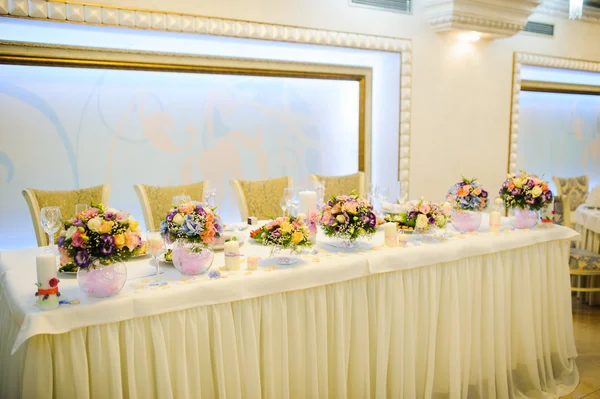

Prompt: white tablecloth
xmin=0 ymin=217 xmax=580 ymax=398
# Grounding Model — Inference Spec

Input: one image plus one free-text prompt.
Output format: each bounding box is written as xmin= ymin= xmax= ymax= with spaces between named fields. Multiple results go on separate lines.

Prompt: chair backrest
xmin=552 ymin=175 xmax=589 ymax=211
xmin=134 ymin=181 xmax=208 ymax=231
xmin=230 ymin=176 xmax=292 ymax=221
xmin=22 ymin=185 xmax=111 ymax=247
xmin=309 ymin=172 xmax=365 ymax=201
xmin=552 ymin=195 xmax=572 ymax=227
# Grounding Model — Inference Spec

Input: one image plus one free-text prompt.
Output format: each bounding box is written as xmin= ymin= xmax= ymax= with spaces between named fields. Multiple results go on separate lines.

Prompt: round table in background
xmin=574 ymin=205 xmax=600 ymax=305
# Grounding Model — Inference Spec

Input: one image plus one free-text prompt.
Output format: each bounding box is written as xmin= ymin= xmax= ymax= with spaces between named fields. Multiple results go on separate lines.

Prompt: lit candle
xmin=384 ymin=222 xmax=398 ymax=247
xmin=36 ymin=253 xmax=60 ymax=310
xmin=224 ymin=240 xmax=240 ymax=270
xmin=299 ymin=191 xmax=317 ymax=216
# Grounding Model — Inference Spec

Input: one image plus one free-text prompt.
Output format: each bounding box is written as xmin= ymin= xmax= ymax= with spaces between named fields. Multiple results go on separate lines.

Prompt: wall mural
xmin=0 ymin=64 xmax=359 ymax=249
xmin=517 ymin=91 xmax=600 ymax=193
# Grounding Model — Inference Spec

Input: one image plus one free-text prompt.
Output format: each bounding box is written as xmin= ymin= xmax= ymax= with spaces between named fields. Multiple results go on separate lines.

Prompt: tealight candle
xmin=224 ymin=240 xmax=240 ymax=270
xmin=490 ymin=198 xmax=503 ymax=234
xmin=299 ymin=191 xmax=317 ymax=216
xmin=247 ymin=255 xmax=261 ymax=270
xmin=384 ymin=222 xmax=398 ymax=247
xmin=35 ymin=253 xmax=60 ymax=310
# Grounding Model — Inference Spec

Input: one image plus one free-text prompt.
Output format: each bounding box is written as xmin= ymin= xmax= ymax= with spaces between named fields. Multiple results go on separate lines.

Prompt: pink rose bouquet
xmin=447 ymin=177 xmax=489 ymax=211
xmin=251 ymin=215 xmax=312 ymax=254
xmin=319 ymin=193 xmax=377 ymax=242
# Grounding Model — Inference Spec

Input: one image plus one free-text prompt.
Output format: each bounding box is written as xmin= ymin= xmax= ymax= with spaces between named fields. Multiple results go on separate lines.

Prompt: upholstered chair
xmin=569 ymin=249 xmax=600 ymax=294
xmin=22 ymin=185 xmax=111 ymax=247
xmin=134 ymin=181 xmax=208 ymax=231
xmin=552 ymin=195 xmax=572 ymax=228
xmin=309 ymin=172 xmax=365 ymax=201
xmin=552 ymin=175 xmax=589 ymax=213
xmin=230 ymin=176 xmax=292 ymax=221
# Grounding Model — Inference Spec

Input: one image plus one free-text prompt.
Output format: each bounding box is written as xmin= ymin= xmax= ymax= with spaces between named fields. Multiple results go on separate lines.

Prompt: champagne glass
xmin=75 ymin=203 xmax=88 ymax=217
xmin=172 ymin=195 xmax=191 ymax=206
xmin=280 ymin=197 xmax=288 ymax=217
xmin=40 ymin=206 xmax=62 ymax=253
xmin=204 ymin=188 xmax=217 ymax=207
xmin=146 ymin=230 xmax=165 ymax=277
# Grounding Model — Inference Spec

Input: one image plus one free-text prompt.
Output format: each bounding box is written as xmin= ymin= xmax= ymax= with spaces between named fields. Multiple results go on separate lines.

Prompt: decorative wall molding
xmin=508 ymin=53 xmax=600 ymax=175
xmin=0 ymin=0 xmax=413 ymax=197
xmin=536 ymin=0 xmax=600 ymax=23
xmin=424 ymin=0 xmax=543 ymax=38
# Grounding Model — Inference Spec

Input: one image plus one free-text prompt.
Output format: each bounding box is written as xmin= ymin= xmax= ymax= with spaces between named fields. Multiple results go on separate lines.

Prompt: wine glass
xmin=396 ymin=181 xmax=402 ymax=203
xmin=314 ymin=180 xmax=326 ymax=209
xmin=290 ymin=189 xmax=300 ymax=217
xmin=40 ymin=206 xmax=62 ymax=253
xmin=368 ymin=183 xmax=378 ymax=205
xmin=377 ymin=186 xmax=389 ymax=217
xmin=280 ymin=198 xmax=288 ymax=217
xmin=283 ymin=188 xmax=294 ymax=215
xmin=204 ymin=188 xmax=217 ymax=207
xmin=172 ymin=195 xmax=191 ymax=206
xmin=146 ymin=230 xmax=165 ymax=278
xmin=75 ymin=203 xmax=88 ymax=217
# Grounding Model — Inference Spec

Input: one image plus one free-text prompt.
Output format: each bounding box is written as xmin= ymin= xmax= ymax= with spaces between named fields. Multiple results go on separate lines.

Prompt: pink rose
xmin=178 ymin=203 xmax=193 ymax=214
xmin=344 ymin=202 xmax=358 ymax=214
xmin=124 ymin=232 xmax=141 ymax=251
xmin=84 ymin=208 xmax=99 ymax=219
xmin=419 ymin=204 xmax=431 ymax=214
xmin=115 ymin=211 xmax=128 ymax=221
xmin=331 ymin=204 xmax=342 ymax=214
xmin=71 ymin=230 xmax=84 ymax=247
xmin=309 ymin=210 xmax=319 ymax=223
xmin=321 ymin=211 xmax=332 ymax=225
xmin=58 ymin=246 xmax=70 ymax=265
xmin=266 ymin=220 xmax=278 ymax=230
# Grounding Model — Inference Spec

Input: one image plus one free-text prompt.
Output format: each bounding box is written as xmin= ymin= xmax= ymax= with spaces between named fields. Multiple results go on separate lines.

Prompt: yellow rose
xmin=531 ymin=185 xmax=542 ymax=198
xmin=114 ymin=234 xmax=125 ymax=248
xmin=129 ymin=221 xmax=140 ymax=232
xmin=280 ymin=222 xmax=292 ymax=234
xmin=98 ymin=221 xmax=113 ymax=234
xmin=513 ymin=178 xmax=523 ymax=188
xmin=291 ymin=231 xmax=304 ymax=245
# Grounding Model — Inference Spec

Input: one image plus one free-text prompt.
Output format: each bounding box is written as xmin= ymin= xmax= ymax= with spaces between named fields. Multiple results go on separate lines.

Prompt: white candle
xmin=384 ymin=222 xmax=398 ymax=247
xmin=247 ymin=255 xmax=260 ymax=271
xmin=490 ymin=198 xmax=503 ymax=234
xmin=36 ymin=253 xmax=57 ymax=289
xmin=224 ymin=240 xmax=240 ymax=270
xmin=147 ymin=235 xmax=164 ymax=254
xmin=299 ymin=191 xmax=317 ymax=216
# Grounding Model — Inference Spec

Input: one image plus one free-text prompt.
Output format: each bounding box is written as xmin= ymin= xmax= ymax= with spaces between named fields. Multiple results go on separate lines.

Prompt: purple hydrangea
xmin=74 ymin=248 xmax=91 ymax=268
xmin=100 ymin=234 xmax=116 ymax=256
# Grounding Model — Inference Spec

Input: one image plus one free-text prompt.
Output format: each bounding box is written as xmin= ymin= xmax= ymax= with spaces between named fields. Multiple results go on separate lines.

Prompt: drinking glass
xmin=40 ymin=206 xmax=62 ymax=253
xmin=173 ymin=195 xmax=192 ymax=206
xmin=146 ymin=230 xmax=166 ymax=277
xmin=280 ymin=198 xmax=288 ymax=217
xmin=313 ymin=180 xmax=326 ymax=209
xmin=396 ymin=181 xmax=402 ymax=203
xmin=204 ymin=188 xmax=217 ymax=207
xmin=75 ymin=203 xmax=88 ymax=217
xmin=283 ymin=188 xmax=294 ymax=214
xmin=368 ymin=183 xmax=378 ymax=205
xmin=290 ymin=189 xmax=300 ymax=217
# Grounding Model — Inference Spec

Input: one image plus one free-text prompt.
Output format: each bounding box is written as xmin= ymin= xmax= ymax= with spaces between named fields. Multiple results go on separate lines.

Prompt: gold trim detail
xmin=0 ymin=2 xmax=412 ymax=198
xmin=521 ymin=80 xmax=600 ymax=96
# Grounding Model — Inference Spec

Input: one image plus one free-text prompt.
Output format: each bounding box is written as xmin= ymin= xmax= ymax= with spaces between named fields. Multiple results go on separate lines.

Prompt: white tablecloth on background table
xmin=574 ymin=205 xmax=600 ymax=305
xmin=0 ymin=216 xmax=580 ymax=398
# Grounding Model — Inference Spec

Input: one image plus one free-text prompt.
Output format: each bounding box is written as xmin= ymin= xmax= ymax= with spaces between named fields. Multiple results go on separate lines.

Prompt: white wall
xmin=80 ymin=0 xmax=600 ymax=200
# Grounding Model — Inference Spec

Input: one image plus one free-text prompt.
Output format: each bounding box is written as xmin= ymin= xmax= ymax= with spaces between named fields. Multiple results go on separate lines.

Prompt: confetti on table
xmin=312 ymin=257 xmax=320 ymax=263
xmin=244 ymin=271 xmax=252 ymax=275
xmin=141 ymin=278 xmax=149 ymax=283
xmin=208 ymin=270 xmax=221 ymax=279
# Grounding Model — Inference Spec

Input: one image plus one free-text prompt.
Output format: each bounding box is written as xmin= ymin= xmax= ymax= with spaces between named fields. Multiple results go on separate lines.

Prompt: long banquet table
xmin=0 ymin=216 xmax=580 ymax=398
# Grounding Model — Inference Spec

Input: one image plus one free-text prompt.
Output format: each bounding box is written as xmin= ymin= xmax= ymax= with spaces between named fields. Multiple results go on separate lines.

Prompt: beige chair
xmin=134 ymin=181 xmax=208 ymax=231
xmin=553 ymin=175 xmax=589 ymax=227
xmin=22 ymin=185 xmax=111 ymax=247
xmin=230 ymin=176 xmax=292 ymax=221
xmin=309 ymin=172 xmax=365 ymax=201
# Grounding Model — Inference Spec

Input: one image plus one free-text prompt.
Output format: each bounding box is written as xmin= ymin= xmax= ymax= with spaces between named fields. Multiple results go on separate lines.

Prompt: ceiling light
xmin=457 ymin=31 xmax=481 ymax=42
xmin=570 ymin=0 xmax=583 ymax=19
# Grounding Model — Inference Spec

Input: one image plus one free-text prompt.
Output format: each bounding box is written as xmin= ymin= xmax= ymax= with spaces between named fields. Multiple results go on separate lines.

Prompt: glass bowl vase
xmin=451 ymin=210 xmax=482 ymax=233
xmin=271 ymin=247 xmax=300 ymax=265
xmin=77 ymin=260 xmax=127 ymax=298
xmin=509 ymin=208 xmax=539 ymax=229
xmin=172 ymin=239 xmax=214 ymax=275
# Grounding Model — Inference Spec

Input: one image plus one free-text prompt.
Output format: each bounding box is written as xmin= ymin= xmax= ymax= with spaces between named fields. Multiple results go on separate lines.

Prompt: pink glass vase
xmin=77 ymin=261 xmax=127 ymax=298
xmin=451 ymin=210 xmax=482 ymax=233
xmin=509 ymin=208 xmax=539 ymax=229
xmin=172 ymin=240 xmax=214 ymax=275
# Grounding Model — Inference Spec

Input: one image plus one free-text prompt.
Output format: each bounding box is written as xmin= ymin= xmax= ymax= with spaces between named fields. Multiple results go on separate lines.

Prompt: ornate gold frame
xmin=0 ymin=40 xmax=371 ymax=175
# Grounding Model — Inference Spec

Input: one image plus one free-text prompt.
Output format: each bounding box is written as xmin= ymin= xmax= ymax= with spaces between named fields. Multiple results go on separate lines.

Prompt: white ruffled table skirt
xmin=0 ymin=240 xmax=578 ymax=398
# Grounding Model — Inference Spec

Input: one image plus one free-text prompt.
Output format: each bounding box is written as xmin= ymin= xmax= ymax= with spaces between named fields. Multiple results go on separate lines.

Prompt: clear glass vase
xmin=172 ymin=239 xmax=214 ymax=275
xmin=451 ymin=209 xmax=482 ymax=233
xmin=509 ymin=208 xmax=539 ymax=229
xmin=77 ymin=260 xmax=127 ymax=298
xmin=329 ymin=237 xmax=360 ymax=249
xmin=272 ymin=247 xmax=300 ymax=265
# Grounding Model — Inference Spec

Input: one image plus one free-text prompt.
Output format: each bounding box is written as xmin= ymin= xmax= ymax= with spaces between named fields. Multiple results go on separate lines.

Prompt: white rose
xmin=416 ymin=214 xmax=428 ymax=229
xmin=65 ymin=225 xmax=77 ymax=239
xmin=87 ymin=217 xmax=102 ymax=232
xmin=531 ymin=186 xmax=542 ymax=198
xmin=173 ymin=213 xmax=185 ymax=225
xmin=441 ymin=202 xmax=453 ymax=216
xmin=513 ymin=178 xmax=523 ymax=188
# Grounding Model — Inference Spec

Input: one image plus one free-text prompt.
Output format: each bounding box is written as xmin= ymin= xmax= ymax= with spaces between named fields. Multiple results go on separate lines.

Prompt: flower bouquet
xmin=58 ymin=203 xmax=143 ymax=297
xmin=319 ymin=193 xmax=377 ymax=248
xmin=385 ymin=199 xmax=452 ymax=235
xmin=447 ymin=177 xmax=489 ymax=233
xmin=160 ymin=201 xmax=223 ymax=275
xmin=251 ymin=215 xmax=312 ymax=265
xmin=499 ymin=172 xmax=553 ymax=229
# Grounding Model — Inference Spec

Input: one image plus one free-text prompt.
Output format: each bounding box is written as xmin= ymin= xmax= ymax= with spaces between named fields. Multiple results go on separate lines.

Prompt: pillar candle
xmin=36 ymin=254 xmax=60 ymax=310
xmin=299 ymin=191 xmax=317 ymax=216
xmin=490 ymin=199 xmax=503 ymax=234
xmin=384 ymin=222 xmax=398 ymax=247
xmin=224 ymin=240 xmax=241 ymax=270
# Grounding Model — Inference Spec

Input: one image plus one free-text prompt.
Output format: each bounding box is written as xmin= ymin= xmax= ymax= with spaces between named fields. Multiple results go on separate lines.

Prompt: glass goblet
xmin=173 ymin=195 xmax=192 ymax=206
xmin=146 ymin=230 xmax=166 ymax=277
xmin=40 ymin=206 xmax=62 ymax=253
xmin=204 ymin=188 xmax=217 ymax=207
xmin=75 ymin=203 xmax=88 ymax=217
xmin=280 ymin=197 xmax=288 ymax=217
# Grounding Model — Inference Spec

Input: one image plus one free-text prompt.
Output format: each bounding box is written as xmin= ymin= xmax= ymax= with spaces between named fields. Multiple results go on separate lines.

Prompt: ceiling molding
xmin=424 ymin=0 xmax=543 ymax=38
xmin=0 ymin=0 xmax=414 ymax=198
xmin=536 ymin=0 xmax=600 ymax=23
